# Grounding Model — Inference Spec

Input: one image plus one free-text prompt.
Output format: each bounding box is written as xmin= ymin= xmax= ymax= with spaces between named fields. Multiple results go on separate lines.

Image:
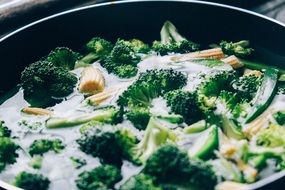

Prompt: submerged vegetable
xmin=1 ymin=21 xmax=285 ymax=190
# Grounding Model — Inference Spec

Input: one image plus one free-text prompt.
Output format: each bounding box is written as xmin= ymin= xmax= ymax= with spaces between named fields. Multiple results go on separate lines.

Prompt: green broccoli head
xmin=152 ymin=21 xmax=199 ymax=55
xmin=0 ymin=137 xmax=19 ymax=172
xmin=152 ymin=39 xmax=199 ymax=55
xmin=28 ymin=139 xmax=65 ymax=156
xmin=274 ymin=110 xmax=285 ymax=125
xmin=45 ymin=47 xmax=81 ymax=70
xmin=76 ymin=37 xmax=113 ymax=66
xmin=86 ymin=37 xmax=113 ymax=56
xmin=123 ymin=39 xmax=150 ymax=53
xmin=21 ymin=61 xmax=78 ymax=107
xmin=118 ymin=69 xmax=187 ymax=108
xmin=99 ymin=39 xmax=142 ymax=78
xmin=131 ymin=117 xmax=177 ymax=163
xmin=76 ymin=164 xmax=122 ymax=190
xmin=14 ymin=171 xmax=50 ymax=190
xmin=143 ymin=144 xmax=217 ymax=189
xmin=0 ymin=121 xmax=11 ymax=138
xmin=113 ymin=64 xmax=138 ymax=78
xmin=220 ymin=40 xmax=253 ymax=58
xmin=164 ymin=90 xmax=203 ymax=124
xmin=231 ymin=74 xmax=262 ymax=101
xmin=256 ymin=124 xmax=285 ymax=148
xmin=110 ymin=39 xmax=141 ymax=64
xmin=126 ymin=107 xmax=151 ymax=130
xmin=77 ymin=127 xmax=137 ymax=166
xmin=120 ymin=174 xmax=162 ymax=190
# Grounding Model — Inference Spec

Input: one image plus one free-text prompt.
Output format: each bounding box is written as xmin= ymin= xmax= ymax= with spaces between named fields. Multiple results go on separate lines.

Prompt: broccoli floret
xmin=70 ymin=156 xmax=87 ymax=169
xmin=14 ymin=171 xmax=50 ymax=190
xmin=152 ymin=21 xmax=199 ymax=55
xmin=256 ymin=124 xmax=285 ymax=148
xmin=113 ymin=64 xmax=138 ymax=78
xmin=28 ymin=139 xmax=65 ymax=156
xmin=126 ymin=107 xmax=150 ymax=130
xmin=77 ymin=127 xmax=137 ymax=166
xmin=118 ymin=69 xmax=187 ymax=108
xmin=0 ymin=137 xmax=19 ymax=172
xmin=143 ymin=144 xmax=217 ymax=189
xmin=131 ymin=117 xmax=177 ymax=163
xmin=45 ymin=47 xmax=81 ymax=70
xmin=123 ymin=39 xmax=150 ymax=53
xmin=99 ymin=39 xmax=142 ymax=78
xmin=231 ymin=74 xmax=262 ymax=101
xmin=274 ymin=110 xmax=285 ymax=125
xmin=164 ymin=90 xmax=203 ymax=124
xmin=120 ymin=174 xmax=162 ymax=190
xmin=76 ymin=164 xmax=122 ymax=190
xmin=46 ymin=106 xmax=123 ymax=128
xmin=220 ymin=40 xmax=253 ymax=58
xmin=0 ymin=121 xmax=11 ymax=137
xmin=126 ymin=107 xmax=184 ymax=130
xmin=218 ymin=90 xmax=250 ymax=118
xmin=20 ymin=61 xmax=78 ymax=107
xmin=28 ymin=156 xmax=43 ymax=169
xmin=77 ymin=37 xmax=113 ymax=66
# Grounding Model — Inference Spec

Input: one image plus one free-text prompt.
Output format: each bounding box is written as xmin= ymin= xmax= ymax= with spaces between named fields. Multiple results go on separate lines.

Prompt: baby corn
xmin=22 ymin=107 xmax=53 ymax=116
xmin=222 ymin=55 xmax=244 ymax=69
xmin=170 ymin=48 xmax=224 ymax=62
xmin=79 ymin=67 xmax=105 ymax=95
xmin=86 ymin=85 xmax=126 ymax=106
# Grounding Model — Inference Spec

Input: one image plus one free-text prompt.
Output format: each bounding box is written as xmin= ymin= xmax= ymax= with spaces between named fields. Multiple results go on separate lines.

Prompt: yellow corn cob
xmin=170 ymin=48 xmax=224 ymax=62
xmin=86 ymin=84 xmax=127 ymax=106
xmin=79 ymin=67 xmax=105 ymax=94
xmin=222 ymin=55 xmax=244 ymax=69
xmin=22 ymin=107 xmax=53 ymax=116
xmin=216 ymin=181 xmax=248 ymax=190
xmin=243 ymin=70 xmax=263 ymax=77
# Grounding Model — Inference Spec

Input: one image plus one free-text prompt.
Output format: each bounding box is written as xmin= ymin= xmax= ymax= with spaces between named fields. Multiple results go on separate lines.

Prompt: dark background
xmin=0 ymin=0 xmax=284 ymax=38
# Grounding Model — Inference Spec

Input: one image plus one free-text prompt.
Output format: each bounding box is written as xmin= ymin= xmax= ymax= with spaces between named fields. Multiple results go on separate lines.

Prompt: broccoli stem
xmin=245 ymin=68 xmax=278 ymax=123
xmin=46 ymin=109 xmax=114 ymax=128
xmin=160 ymin=21 xmax=185 ymax=44
xmin=183 ymin=120 xmax=206 ymax=134
xmin=75 ymin=53 xmax=99 ymax=68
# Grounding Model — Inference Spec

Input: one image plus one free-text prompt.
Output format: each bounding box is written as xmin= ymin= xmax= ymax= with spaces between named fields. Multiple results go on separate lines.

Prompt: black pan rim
xmin=0 ymin=0 xmax=285 ymax=43
xmin=0 ymin=1 xmax=285 ymax=189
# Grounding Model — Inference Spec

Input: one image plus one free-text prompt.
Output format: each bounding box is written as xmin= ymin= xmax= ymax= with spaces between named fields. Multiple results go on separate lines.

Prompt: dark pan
xmin=0 ymin=1 xmax=285 ymax=189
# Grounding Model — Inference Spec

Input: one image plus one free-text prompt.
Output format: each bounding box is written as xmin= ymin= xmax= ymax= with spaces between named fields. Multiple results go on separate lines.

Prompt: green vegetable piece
xmin=76 ymin=164 xmax=122 ymax=190
xmin=28 ymin=156 xmax=43 ymax=169
xmin=14 ymin=171 xmax=50 ymax=190
xmin=0 ymin=137 xmax=19 ymax=172
xmin=188 ymin=125 xmax=218 ymax=160
xmin=46 ymin=107 xmax=122 ymax=128
xmin=45 ymin=47 xmax=81 ymax=70
xmin=28 ymin=139 xmax=65 ymax=156
xmin=273 ymin=110 xmax=285 ymax=125
xmin=220 ymin=40 xmax=253 ymax=58
xmin=221 ymin=116 xmax=244 ymax=140
xmin=120 ymin=174 xmax=162 ymax=190
xmin=183 ymin=120 xmax=206 ymax=134
xmin=245 ymin=68 xmax=278 ymax=123
xmin=0 ymin=121 xmax=11 ymax=137
xmin=70 ymin=156 xmax=87 ymax=169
